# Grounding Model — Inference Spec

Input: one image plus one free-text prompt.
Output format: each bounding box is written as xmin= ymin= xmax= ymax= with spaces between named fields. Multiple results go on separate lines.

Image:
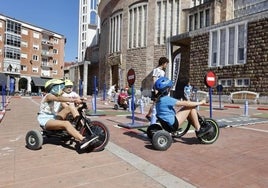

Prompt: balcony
xmin=41 ymin=50 xmax=53 ymax=57
xmin=41 ymin=62 xmax=53 ymax=69
xmin=41 ymin=40 xmax=54 ymax=47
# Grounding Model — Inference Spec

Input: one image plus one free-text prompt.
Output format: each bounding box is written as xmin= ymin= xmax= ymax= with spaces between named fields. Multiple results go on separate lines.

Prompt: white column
xmin=83 ymin=61 xmax=89 ymax=96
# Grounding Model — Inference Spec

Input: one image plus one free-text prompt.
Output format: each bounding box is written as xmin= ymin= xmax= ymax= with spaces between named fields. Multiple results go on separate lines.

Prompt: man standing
xmin=145 ymin=57 xmax=169 ymax=121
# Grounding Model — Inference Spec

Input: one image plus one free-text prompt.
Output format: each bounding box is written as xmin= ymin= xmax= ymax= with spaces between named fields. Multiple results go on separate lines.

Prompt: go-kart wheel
xmin=147 ymin=124 xmax=162 ymax=139
xmin=198 ymin=118 xmax=220 ymax=144
xmin=152 ymin=130 xmax=172 ymax=151
xmin=114 ymin=104 xmax=119 ymax=110
xmin=25 ymin=130 xmax=43 ymax=150
xmin=80 ymin=120 xmax=110 ymax=152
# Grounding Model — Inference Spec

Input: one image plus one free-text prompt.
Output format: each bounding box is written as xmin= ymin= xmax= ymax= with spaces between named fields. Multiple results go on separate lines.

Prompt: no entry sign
xmin=127 ymin=68 xmax=136 ymax=86
xmin=205 ymin=71 xmax=216 ymax=87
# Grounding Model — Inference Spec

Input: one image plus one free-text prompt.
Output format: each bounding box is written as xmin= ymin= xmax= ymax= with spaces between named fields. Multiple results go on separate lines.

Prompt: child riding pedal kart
xmin=114 ymin=88 xmax=139 ymax=110
xmin=147 ymin=77 xmax=220 ymax=151
xmin=25 ymin=79 xmax=109 ymax=152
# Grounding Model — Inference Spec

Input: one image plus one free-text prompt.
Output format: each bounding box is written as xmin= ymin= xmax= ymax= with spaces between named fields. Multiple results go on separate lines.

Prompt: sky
xmin=0 ymin=0 xmax=79 ymax=62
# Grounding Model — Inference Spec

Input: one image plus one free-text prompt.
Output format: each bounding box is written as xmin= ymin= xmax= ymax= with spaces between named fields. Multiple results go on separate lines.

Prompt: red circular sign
xmin=127 ymin=68 xmax=136 ymax=86
xmin=205 ymin=71 xmax=216 ymax=87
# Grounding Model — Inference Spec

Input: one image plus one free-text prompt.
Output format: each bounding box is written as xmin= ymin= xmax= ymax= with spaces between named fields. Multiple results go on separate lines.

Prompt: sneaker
xmin=145 ymin=115 xmax=151 ymax=121
xmin=80 ymin=135 xmax=99 ymax=149
xmin=195 ymin=125 xmax=213 ymax=138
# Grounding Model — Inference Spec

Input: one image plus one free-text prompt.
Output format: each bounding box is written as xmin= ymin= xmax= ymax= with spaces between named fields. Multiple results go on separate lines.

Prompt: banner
xmin=171 ymin=53 xmax=181 ymax=90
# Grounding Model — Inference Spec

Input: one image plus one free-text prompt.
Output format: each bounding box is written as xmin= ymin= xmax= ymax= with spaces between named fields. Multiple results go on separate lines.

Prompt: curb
xmin=223 ymin=105 xmax=240 ymax=108
xmin=257 ymin=107 xmax=268 ymax=111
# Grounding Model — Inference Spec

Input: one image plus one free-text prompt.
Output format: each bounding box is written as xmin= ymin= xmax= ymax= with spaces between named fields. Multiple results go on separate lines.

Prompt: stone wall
xmin=189 ymin=17 xmax=268 ymax=96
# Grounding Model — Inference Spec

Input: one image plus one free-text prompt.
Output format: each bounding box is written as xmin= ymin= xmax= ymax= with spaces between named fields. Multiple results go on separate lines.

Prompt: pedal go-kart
xmin=147 ymin=113 xmax=220 ymax=151
xmin=25 ymin=102 xmax=110 ymax=152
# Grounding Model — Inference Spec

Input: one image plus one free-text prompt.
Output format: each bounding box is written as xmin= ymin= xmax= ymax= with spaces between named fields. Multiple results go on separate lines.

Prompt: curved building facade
xmin=97 ymin=0 xmax=268 ymax=98
xmin=98 ymin=0 xmax=189 ymax=96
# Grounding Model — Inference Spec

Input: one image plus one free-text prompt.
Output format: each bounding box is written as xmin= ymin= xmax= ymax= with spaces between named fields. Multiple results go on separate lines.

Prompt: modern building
xmin=96 ymin=0 xmax=268 ymax=98
xmin=0 ymin=14 xmax=65 ymax=95
xmin=68 ymin=0 xmax=100 ymax=96
xmin=78 ymin=0 xmax=100 ymax=62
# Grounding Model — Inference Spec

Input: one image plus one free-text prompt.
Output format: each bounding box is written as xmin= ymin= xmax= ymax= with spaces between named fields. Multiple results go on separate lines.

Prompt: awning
xmin=0 ymin=73 xmax=7 ymax=86
xmin=32 ymin=77 xmax=50 ymax=87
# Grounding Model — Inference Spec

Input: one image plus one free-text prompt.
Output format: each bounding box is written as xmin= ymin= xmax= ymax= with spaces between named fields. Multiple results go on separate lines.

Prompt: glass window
xmin=90 ymin=11 xmax=97 ymax=25
xmin=205 ymin=9 xmax=210 ymax=27
xmin=156 ymin=0 xmax=180 ymax=44
xmin=211 ymin=31 xmax=217 ymax=66
xmin=6 ymin=20 xmax=21 ymax=34
xmin=128 ymin=3 xmax=148 ymax=49
xmin=209 ymin=22 xmax=247 ymax=67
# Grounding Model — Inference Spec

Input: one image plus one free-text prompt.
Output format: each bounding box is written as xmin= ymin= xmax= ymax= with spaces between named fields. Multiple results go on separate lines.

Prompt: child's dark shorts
xmin=159 ymin=117 xmax=179 ymax=133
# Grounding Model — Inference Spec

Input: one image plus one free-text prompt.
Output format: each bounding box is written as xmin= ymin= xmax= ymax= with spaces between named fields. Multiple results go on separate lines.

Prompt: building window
xmin=33 ymin=32 xmax=39 ymax=39
xmin=90 ymin=0 xmax=98 ymax=9
xmin=4 ymin=47 xmax=20 ymax=60
xmin=90 ymin=11 xmax=98 ymax=25
xmin=53 ymin=49 xmax=58 ymax=54
xmin=21 ymin=53 xmax=27 ymax=59
xmin=53 ymin=38 xmax=58 ymax=44
xmin=188 ymin=8 xmax=210 ymax=31
xmin=33 ymin=44 xmax=39 ymax=50
xmin=21 ymin=65 xmax=27 ymax=71
xmin=209 ymin=22 xmax=247 ymax=67
xmin=6 ymin=20 xmax=21 ymax=35
xmin=21 ymin=28 xmax=28 ymax=35
xmin=6 ymin=34 xmax=21 ymax=47
xmin=235 ymin=78 xmax=250 ymax=87
xmin=32 ymin=55 xmax=38 ymax=61
xmin=156 ymin=0 xmax=180 ymax=45
xmin=21 ymin=41 xmax=28 ymax=47
xmin=219 ymin=79 xmax=233 ymax=87
xmin=128 ymin=2 xmax=148 ymax=49
xmin=32 ymin=67 xmax=38 ymax=73
xmin=110 ymin=11 xmax=122 ymax=53
xmin=53 ymin=59 xmax=58 ymax=64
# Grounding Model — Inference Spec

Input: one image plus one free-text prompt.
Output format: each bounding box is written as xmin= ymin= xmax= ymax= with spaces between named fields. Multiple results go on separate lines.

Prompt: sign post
xmin=127 ymin=68 xmax=136 ymax=125
xmin=204 ymin=71 xmax=216 ymax=118
xmin=118 ymin=68 xmax=147 ymax=129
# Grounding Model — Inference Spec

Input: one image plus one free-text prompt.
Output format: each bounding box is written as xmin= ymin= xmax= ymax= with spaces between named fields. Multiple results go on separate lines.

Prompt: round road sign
xmin=205 ymin=71 xmax=216 ymax=87
xmin=127 ymin=68 xmax=136 ymax=86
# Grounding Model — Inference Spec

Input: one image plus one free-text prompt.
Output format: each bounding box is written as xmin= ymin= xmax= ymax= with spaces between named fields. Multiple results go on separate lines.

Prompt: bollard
xmin=140 ymin=99 xmax=144 ymax=114
xmin=128 ymin=98 xmax=132 ymax=112
xmin=244 ymin=100 xmax=248 ymax=116
xmin=150 ymin=105 xmax=157 ymax=124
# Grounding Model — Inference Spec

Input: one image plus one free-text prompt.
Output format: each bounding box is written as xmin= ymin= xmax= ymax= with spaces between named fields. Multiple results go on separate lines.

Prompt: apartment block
xmin=0 ymin=14 xmax=65 ymax=95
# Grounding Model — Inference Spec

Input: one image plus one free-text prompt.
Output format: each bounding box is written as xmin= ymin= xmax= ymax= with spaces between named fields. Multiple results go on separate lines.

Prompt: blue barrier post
xmin=209 ymin=87 xmax=213 ymax=118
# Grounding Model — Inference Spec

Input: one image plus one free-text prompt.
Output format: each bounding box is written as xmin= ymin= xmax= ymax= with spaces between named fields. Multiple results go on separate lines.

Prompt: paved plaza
xmin=0 ymin=96 xmax=268 ymax=187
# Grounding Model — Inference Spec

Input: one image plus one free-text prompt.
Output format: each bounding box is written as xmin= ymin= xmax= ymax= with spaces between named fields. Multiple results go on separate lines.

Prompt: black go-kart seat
xmin=156 ymin=116 xmax=177 ymax=133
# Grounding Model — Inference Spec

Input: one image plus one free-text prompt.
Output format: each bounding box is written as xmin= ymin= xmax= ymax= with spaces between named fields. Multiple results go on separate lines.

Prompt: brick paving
xmin=0 ymin=96 xmax=268 ymax=187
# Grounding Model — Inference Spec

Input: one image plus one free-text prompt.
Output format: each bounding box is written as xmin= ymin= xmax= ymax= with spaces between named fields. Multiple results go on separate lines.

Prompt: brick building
xmin=0 ymin=14 xmax=65 ymax=95
xmin=80 ymin=0 xmax=268 ymax=98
